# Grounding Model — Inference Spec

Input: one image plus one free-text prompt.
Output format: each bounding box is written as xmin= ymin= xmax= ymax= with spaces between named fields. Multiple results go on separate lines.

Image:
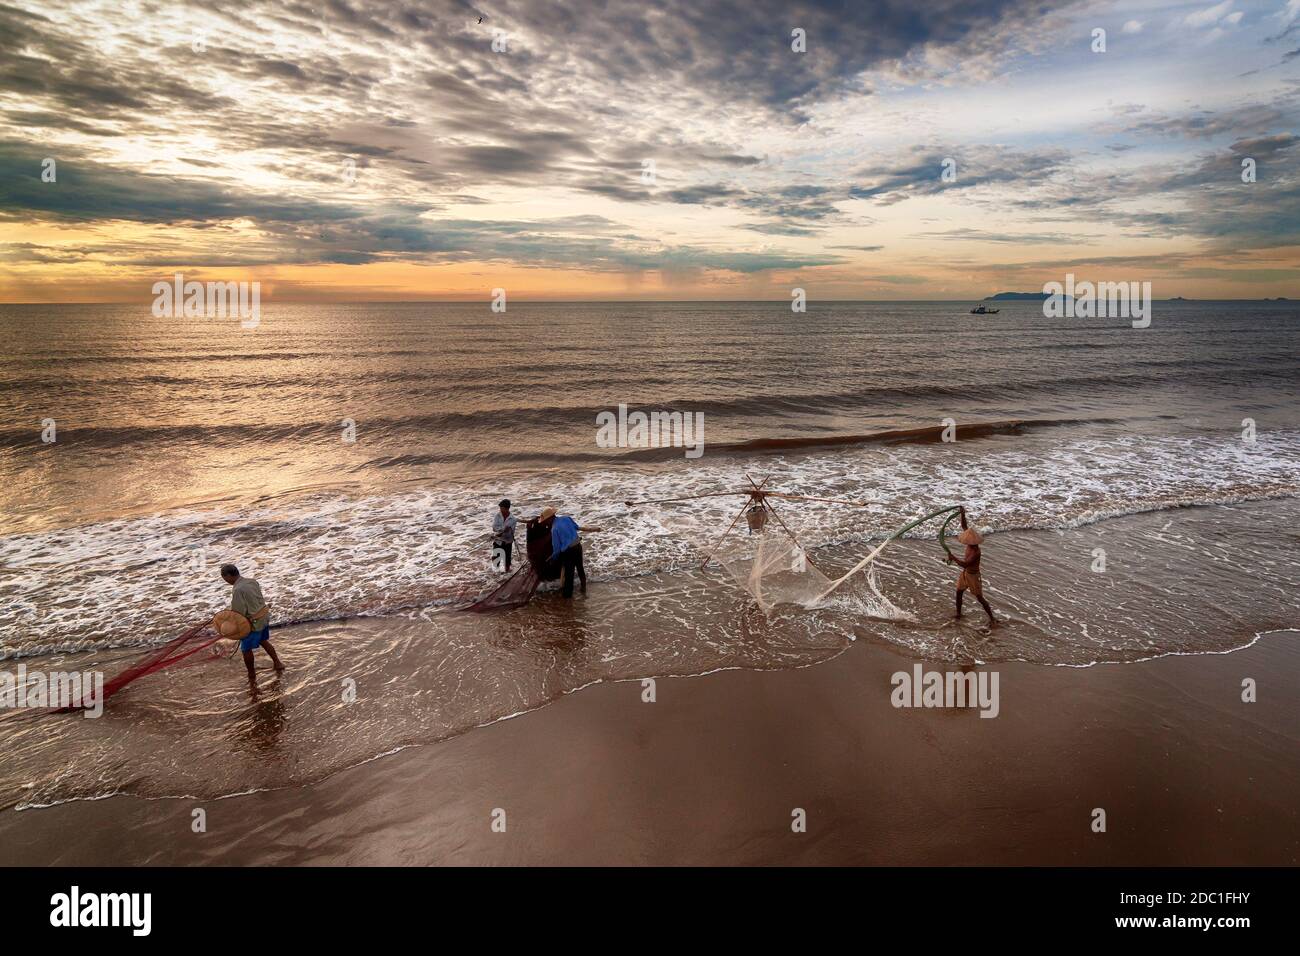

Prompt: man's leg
xmin=955 ymin=588 xmax=965 ymax=618
xmin=504 ymin=544 xmax=512 ymax=571
xmin=242 ymin=649 xmax=257 ymax=681
xmin=561 ymin=552 xmax=575 ymax=598
xmin=261 ymin=638 xmax=285 ymax=671
xmin=575 ymin=544 xmax=586 ymax=593
xmin=975 ymin=595 xmax=995 ymax=625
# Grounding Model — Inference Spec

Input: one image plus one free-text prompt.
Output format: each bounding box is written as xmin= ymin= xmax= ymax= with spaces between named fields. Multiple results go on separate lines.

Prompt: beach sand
xmin=3 ymin=628 xmax=1295 ymax=866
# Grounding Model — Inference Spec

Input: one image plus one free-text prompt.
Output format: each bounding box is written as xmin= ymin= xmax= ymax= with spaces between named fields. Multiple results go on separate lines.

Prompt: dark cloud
xmin=661 ymin=183 xmax=744 ymax=205
xmin=462 ymin=0 xmax=1062 ymax=116
xmin=2 ymin=110 xmax=118 ymax=137
xmin=743 ymin=223 xmax=820 ymax=237
xmin=0 ymin=141 xmax=367 ymax=226
xmin=996 ymin=134 xmax=1300 ymax=252
xmin=850 ymin=147 xmax=1069 ymax=205
xmin=912 ymin=227 xmax=1093 ymax=245
xmin=1113 ymin=104 xmax=1295 ymax=141
xmin=0 ymin=141 xmax=836 ymax=273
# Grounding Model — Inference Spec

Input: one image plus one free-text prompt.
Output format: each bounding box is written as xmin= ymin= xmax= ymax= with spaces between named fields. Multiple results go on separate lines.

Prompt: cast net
xmin=459 ymin=566 xmax=540 ymax=612
xmin=714 ymin=526 xmax=835 ymax=611
xmin=661 ymin=500 xmax=960 ymax=616
xmin=56 ymin=620 xmax=226 ymax=712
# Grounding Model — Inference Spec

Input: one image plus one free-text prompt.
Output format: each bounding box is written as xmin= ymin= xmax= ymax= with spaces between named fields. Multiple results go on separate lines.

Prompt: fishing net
xmin=810 ymin=504 xmax=964 ymax=613
xmin=657 ymin=506 xmax=839 ymax=612
xmin=459 ymin=566 xmax=540 ymax=612
xmin=660 ymin=500 xmax=961 ymax=616
xmin=458 ymin=522 xmax=558 ymax=612
xmin=714 ymin=527 xmax=835 ymax=612
xmin=56 ymin=620 xmax=226 ymax=712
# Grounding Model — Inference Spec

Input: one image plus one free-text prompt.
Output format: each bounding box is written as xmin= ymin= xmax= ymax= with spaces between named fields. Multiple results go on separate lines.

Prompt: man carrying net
xmin=221 ymin=564 xmax=285 ymax=681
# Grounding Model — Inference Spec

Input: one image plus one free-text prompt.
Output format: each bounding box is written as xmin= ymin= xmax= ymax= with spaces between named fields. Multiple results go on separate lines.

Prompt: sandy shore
xmin=2 ymin=627 xmax=1296 ymax=866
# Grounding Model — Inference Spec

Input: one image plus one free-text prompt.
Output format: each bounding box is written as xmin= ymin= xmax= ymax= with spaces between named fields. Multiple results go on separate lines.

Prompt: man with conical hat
xmin=943 ymin=506 xmax=996 ymax=626
xmin=527 ymin=507 xmax=587 ymax=598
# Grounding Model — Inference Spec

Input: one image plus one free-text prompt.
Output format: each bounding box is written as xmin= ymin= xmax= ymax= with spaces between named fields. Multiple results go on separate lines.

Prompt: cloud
xmin=742 ymin=223 xmax=821 ymax=237
xmin=1183 ymin=1 xmax=1236 ymax=30
xmin=0 ymin=141 xmax=839 ymax=273
xmin=2 ymin=0 xmax=1297 ymax=298
xmin=1104 ymin=98 xmax=1300 ymax=142
xmin=848 ymin=146 xmax=1069 ymax=205
xmin=912 ymin=227 xmax=1094 ymax=245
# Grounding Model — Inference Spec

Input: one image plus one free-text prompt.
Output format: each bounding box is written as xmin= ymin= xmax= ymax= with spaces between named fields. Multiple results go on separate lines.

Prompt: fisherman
xmin=528 ymin=507 xmax=587 ymax=598
xmin=220 ymin=564 xmax=285 ymax=680
xmin=943 ymin=507 xmax=996 ymax=626
xmin=492 ymin=498 xmax=517 ymax=572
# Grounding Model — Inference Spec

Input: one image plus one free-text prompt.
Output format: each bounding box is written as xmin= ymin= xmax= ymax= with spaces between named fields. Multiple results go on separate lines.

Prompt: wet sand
xmin=2 ymin=629 xmax=1296 ymax=866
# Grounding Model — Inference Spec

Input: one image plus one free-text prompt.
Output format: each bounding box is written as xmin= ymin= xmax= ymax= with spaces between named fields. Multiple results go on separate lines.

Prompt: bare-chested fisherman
xmin=943 ymin=507 xmax=996 ymax=626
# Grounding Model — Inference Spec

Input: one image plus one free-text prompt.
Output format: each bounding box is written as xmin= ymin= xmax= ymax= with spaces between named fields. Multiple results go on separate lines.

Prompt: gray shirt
xmin=492 ymin=512 xmax=517 ymax=545
xmin=231 ymin=576 xmax=270 ymax=628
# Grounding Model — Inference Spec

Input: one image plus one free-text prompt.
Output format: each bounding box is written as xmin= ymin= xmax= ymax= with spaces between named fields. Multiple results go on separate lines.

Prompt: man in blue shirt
xmin=530 ymin=507 xmax=587 ymax=598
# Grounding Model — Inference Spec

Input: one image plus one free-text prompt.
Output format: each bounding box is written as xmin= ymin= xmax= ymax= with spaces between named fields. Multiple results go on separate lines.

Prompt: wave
xmin=361 ymin=418 xmax=1122 ymax=468
xmin=701 ymin=418 xmax=1115 ymax=453
xmin=2 ymin=425 xmax=1297 ymax=660
xmin=4 ymin=358 xmax=1295 ymax=451
xmin=2 ymin=483 xmax=1297 ymax=662
xmin=5 ymin=494 xmax=1296 ymax=667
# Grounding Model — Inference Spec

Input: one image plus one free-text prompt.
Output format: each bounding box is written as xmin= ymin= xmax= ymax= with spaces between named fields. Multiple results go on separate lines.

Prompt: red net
xmin=57 ymin=620 xmax=225 ymax=712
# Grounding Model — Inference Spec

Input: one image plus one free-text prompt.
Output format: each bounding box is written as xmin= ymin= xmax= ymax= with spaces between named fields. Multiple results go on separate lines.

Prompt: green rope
xmin=938 ymin=506 xmax=963 ymax=553
xmin=881 ymin=504 xmax=963 ymax=546
xmin=814 ymin=504 xmax=962 ymax=602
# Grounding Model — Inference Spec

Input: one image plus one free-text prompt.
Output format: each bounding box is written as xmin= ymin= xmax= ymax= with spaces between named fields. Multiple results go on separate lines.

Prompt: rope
xmin=938 ymin=507 xmax=963 ymax=553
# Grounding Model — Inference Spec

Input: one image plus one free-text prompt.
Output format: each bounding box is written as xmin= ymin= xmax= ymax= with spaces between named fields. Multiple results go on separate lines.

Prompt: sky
xmin=1 ymin=0 xmax=1298 ymax=301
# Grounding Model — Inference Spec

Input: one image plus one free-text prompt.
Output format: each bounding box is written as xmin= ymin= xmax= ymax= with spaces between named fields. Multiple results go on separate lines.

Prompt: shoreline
xmin=3 ymin=629 xmax=1296 ymax=866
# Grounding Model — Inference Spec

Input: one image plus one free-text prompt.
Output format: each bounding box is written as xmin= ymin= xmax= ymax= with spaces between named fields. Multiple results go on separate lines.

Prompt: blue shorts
xmin=240 ymin=625 xmax=270 ymax=653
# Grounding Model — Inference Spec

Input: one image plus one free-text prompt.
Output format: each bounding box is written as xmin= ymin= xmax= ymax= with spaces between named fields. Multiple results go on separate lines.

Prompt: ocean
xmin=1 ymin=299 xmax=1297 ymax=811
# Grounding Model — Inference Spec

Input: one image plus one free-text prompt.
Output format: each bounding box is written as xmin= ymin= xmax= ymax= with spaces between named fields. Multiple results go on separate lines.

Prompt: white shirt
xmin=493 ymin=512 xmax=517 ymax=544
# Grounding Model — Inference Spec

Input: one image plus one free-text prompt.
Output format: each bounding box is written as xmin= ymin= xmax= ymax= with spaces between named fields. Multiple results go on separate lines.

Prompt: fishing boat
xmin=969 ymin=304 xmax=999 ymax=314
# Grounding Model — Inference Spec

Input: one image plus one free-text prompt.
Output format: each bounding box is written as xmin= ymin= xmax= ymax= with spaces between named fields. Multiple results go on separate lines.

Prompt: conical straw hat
xmin=212 ymin=609 xmax=251 ymax=640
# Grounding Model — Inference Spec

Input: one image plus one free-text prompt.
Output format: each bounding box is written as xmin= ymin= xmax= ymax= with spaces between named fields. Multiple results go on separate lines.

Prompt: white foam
xmin=1 ymin=429 xmax=1297 ymax=657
